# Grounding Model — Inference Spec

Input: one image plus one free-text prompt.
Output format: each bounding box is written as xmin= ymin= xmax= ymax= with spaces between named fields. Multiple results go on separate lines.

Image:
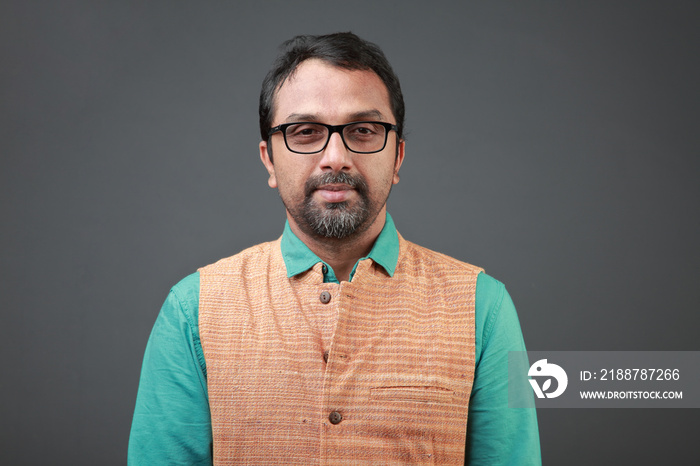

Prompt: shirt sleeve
xmin=466 ymin=272 xmax=542 ymax=465
xmin=128 ymin=272 xmax=213 ymax=465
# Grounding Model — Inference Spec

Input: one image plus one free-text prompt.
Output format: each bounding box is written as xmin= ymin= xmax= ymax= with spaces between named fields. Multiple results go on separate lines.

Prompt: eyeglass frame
xmin=267 ymin=121 xmax=399 ymax=154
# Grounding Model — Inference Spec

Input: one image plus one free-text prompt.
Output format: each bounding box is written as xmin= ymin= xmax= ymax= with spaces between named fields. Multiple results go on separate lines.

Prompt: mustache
xmin=304 ymin=172 xmax=369 ymax=197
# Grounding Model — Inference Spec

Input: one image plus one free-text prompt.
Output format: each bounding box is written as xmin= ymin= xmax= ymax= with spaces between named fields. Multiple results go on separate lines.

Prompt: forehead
xmin=272 ymin=59 xmax=393 ymax=124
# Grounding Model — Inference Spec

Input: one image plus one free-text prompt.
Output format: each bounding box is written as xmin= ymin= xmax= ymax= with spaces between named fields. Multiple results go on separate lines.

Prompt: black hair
xmin=259 ymin=32 xmax=405 ymax=143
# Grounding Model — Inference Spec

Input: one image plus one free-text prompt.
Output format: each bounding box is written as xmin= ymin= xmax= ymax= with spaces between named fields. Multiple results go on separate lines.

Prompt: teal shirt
xmin=129 ymin=214 xmax=541 ymax=465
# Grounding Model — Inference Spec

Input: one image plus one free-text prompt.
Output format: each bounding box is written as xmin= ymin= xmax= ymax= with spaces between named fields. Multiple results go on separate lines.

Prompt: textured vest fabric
xmin=199 ymin=233 xmax=482 ymax=465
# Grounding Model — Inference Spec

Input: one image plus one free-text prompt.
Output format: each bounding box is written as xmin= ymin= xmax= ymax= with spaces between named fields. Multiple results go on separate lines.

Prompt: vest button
xmin=323 ymin=350 xmax=329 ymax=363
xmin=321 ymin=264 xmax=328 ymax=274
xmin=319 ymin=291 xmax=331 ymax=304
xmin=329 ymin=411 xmax=343 ymax=425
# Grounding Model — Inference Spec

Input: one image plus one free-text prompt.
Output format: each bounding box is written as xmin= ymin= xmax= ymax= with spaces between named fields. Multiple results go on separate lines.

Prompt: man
xmin=129 ymin=32 xmax=541 ymax=465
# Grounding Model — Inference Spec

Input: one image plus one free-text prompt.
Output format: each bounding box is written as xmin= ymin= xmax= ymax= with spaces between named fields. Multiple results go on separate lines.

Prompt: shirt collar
xmin=281 ymin=212 xmax=399 ymax=281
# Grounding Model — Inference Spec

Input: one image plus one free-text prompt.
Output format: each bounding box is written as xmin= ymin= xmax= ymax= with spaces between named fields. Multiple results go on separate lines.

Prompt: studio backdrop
xmin=1 ymin=1 xmax=698 ymax=464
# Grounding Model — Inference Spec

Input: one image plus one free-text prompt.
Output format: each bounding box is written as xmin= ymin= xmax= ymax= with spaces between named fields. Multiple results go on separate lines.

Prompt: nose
xmin=319 ymin=131 xmax=353 ymax=172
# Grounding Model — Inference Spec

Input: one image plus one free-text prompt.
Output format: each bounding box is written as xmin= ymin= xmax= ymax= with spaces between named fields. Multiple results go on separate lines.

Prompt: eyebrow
xmin=284 ymin=109 xmax=386 ymax=123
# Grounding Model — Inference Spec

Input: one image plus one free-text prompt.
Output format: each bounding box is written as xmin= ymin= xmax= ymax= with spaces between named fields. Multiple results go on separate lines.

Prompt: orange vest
xmin=199 ymin=234 xmax=482 ymax=465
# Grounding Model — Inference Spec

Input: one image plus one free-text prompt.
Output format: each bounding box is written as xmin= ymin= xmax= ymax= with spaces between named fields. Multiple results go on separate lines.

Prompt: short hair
xmin=259 ymin=32 xmax=405 ymax=142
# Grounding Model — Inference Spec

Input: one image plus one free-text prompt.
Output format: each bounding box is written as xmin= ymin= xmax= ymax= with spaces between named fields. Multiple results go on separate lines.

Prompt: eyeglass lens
xmin=284 ymin=122 xmax=388 ymax=154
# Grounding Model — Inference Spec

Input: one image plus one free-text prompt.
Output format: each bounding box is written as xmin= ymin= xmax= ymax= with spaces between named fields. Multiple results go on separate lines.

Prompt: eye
xmin=345 ymin=122 xmax=384 ymax=141
xmin=354 ymin=126 xmax=374 ymax=135
xmin=353 ymin=123 xmax=380 ymax=134
xmin=284 ymin=123 xmax=327 ymax=149
xmin=287 ymin=123 xmax=324 ymax=137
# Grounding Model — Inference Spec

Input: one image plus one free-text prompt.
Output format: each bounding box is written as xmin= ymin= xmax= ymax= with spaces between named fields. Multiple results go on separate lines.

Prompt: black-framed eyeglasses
xmin=268 ymin=121 xmax=398 ymax=154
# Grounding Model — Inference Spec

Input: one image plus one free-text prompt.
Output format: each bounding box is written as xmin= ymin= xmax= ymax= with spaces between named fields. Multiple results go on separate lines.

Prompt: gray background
xmin=1 ymin=1 xmax=698 ymax=464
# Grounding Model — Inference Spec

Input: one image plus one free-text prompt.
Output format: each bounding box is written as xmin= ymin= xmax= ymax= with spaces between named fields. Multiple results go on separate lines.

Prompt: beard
xmin=285 ymin=172 xmax=381 ymax=239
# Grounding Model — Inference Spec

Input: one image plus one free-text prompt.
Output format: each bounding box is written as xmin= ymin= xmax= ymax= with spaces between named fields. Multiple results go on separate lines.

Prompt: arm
xmin=466 ymin=273 xmax=542 ymax=465
xmin=128 ymin=273 xmax=212 ymax=465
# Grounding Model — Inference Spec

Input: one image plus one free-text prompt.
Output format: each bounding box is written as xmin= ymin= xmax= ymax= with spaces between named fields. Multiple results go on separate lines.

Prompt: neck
xmin=288 ymin=209 xmax=386 ymax=282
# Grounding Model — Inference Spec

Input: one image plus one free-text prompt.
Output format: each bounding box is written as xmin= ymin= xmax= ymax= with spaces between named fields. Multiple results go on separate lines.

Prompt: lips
xmin=304 ymin=172 xmax=367 ymax=204
xmin=316 ymin=183 xmax=355 ymax=203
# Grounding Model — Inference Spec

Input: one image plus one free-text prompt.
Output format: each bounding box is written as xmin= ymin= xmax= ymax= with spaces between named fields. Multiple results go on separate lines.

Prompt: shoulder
xmin=395 ymin=233 xmax=506 ymax=307
xmin=199 ymin=239 xmax=281 ymax=276
xmin=474 ymin=271 xmax=518 ymax=333
xmin=162 ymin=239 xmax=280 ymax=323
xmin=397 ymin=235 xmax=484 ymax=277
xmin=474 ymin=271 xmax=527 ymax=363
xmin=170 ymin=271 xmax=200 ymax=302
xmin=162 ymin=272 xmax=201 ymax=328
xmin=474 ymin=271 xmax=509 ymax=338
xmin=475 ymin=271 xmax=507 ymax=313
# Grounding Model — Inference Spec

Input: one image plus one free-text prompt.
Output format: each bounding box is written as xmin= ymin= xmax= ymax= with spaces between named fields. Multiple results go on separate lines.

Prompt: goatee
xmin=291 ymin=172 xmax=375 ymax=239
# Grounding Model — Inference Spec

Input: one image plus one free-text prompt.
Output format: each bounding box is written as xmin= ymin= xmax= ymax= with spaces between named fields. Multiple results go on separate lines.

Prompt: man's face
xmin=260 ymin=59 xmax=405 ymax=240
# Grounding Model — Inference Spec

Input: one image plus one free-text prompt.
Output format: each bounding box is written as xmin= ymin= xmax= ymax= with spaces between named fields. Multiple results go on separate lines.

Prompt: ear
xmin=392 ymin=139 xmax=405 ymax=185
xmin=259 ymin=140 xmax=277 ymax=188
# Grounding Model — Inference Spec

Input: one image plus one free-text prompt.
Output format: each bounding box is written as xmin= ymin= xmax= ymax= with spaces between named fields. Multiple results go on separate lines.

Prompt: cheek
xmin=274 ymin=165 xmax=307 ymax=200
xmin=369 ymin=161 xmax=398 ymax=188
